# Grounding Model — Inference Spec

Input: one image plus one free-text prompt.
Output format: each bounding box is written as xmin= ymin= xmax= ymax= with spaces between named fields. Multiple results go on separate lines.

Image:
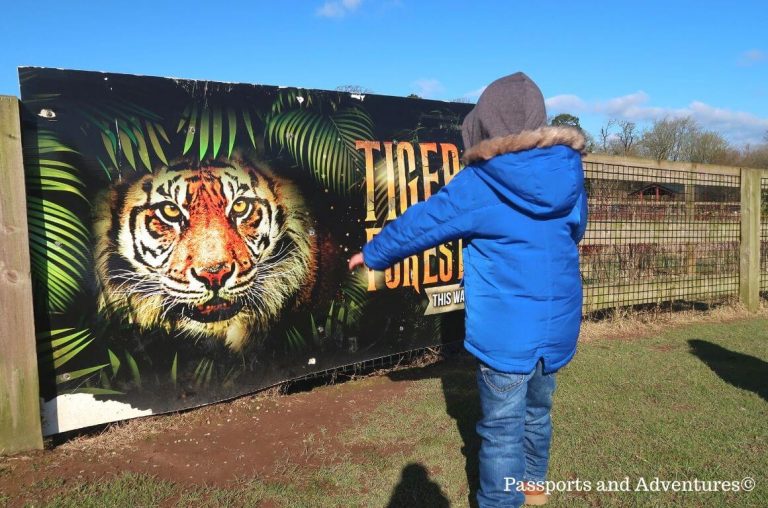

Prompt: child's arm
xmin=359 ymin=167 xmax=489 ymax=270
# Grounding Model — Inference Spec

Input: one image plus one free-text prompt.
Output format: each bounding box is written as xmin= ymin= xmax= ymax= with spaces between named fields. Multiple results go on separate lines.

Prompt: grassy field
xmin=2 ymin=316 xmax=767 ymax=507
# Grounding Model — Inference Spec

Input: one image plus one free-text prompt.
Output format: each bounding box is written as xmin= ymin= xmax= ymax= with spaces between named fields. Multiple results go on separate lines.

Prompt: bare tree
xmin=741 ymin=142 xmax=768 ymax=169
xmin=615 ymin=120 xmax=638 ymax=155
xmin=594 ymin=118 xmax=764 ymax=167
xmin=639 ymin=117 xmax=697 ymax=161
xmin=686 ymin=130 xmax=731 ymax=164
xmin=598 ymin=119 xmax=615 ymax=152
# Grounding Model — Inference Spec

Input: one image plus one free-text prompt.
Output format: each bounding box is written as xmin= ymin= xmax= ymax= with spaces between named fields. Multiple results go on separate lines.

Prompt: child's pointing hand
xmin=348 ymin=252 xmax=365 ymax=271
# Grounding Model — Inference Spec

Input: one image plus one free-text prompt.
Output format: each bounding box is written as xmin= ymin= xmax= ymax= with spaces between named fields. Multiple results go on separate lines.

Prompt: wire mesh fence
xmin=580 ymin=157 xmax=743 ymax=314
xmin=762 ymin=176 xmax=768 ymax=293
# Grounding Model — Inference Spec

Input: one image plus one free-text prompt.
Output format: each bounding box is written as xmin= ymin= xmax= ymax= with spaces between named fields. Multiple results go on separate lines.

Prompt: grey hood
xmin=461 ymin=72 xmax=547 ymax=150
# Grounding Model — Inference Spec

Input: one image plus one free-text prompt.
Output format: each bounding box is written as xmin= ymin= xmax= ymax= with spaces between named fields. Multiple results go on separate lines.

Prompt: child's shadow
xmin=386 ymin=463 xmax=450 ymax=508
xmin=388 ymin=347 xmax=481 ymax=508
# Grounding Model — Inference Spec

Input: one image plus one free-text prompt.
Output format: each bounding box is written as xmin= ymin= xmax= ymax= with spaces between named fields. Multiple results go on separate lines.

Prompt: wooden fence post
xmin=740 ymin=168 xmax=761 ymax=312
xmin=0 ymin=96 xmax=43 ymax=454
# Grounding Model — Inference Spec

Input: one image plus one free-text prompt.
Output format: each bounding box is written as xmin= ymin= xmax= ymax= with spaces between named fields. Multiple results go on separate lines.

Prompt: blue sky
xmin=2 ymin=0 xmax=766 ymax=144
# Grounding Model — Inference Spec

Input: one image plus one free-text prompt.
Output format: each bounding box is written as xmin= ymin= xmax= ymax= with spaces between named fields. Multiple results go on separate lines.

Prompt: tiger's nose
xmin=190 ymin=262 xmax=234 ymax=290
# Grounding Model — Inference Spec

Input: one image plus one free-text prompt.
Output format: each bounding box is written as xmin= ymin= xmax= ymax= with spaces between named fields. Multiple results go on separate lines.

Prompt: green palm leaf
xmin=178 ymin=102 xmax=260 ymax=160
xmin=108 ymin=349 xmax=121 ymax=377
xmin=24 ymin=130 xmax=90 ymax=312
xmin=36 ymin=136 xmax=77 ymax=154
xmin=132 ymin=126 xmax=152 ymax=170
xmin=125 ymin=351 xmax=142 ymax=389
xmin=170 ymin=353 xmax=178 ymax=386
xmin=37 ymin=328 xmax=95 ymax=370
xmin=266 ymin=105 xmax=374 ymax=195
xmin=183 ymin=103 xmax=198 ymax=155
xmin=145 ymin=121 xmax=168 ymax=165
xmin=310 ymin=313 xmax=321 ymax=346
xmin=55 ymin=363 xmax=109 ymax=384
xmin=26 ymin=198 xmax=89 ymax=312
xmin=100 ymin=131 xmax=119 ymax=168
xmin=269 ymin=88 xmax=318 ymax=116
xmin=212 ymin=107 xmax=223 ymax=158
xmin=243 ymin=109 xmax=256 ymax=147
xmin=155 ymin=123 xmax=170 ymax=144
xmin=222 ymin=366 xmax=242 ymax=387
xmin=25 ymin=163 xmax=86 ymax=199
xmin=100 ymin=370 xmax=111 ymax=389
xmin=193 ymin=358 xmax=214 ymax=387
xmin=37 ymin=327 xmax=88 ymax=352
xmin=27 ymin=93 xmax=170 ymax=175
xmin=333 ymin=107 xmax=376 ymax=192
xmin=118 ymin=128 xmax=137 ymax=169
xmin=226 ymin=107 xmax=237 ymax=157
xmin=285 ymin=327 xmax=306 ymax=351
xmin=177 ymin=104 xmax=191 ymax=133
xmin=24 ymin=132 xmax=87 ymax=200
xmin=52 ymin=337 xmax=94 ymax=369
xmin=199 ymin=106 xmax=210 ymax=160
xmin=63 ymin=387 xmax=125 ymax=395
xmin=323 ymin=289 xmax=363 ymax=338
xmin=57 ymin=99 xmax=167 ymax=174
xmin=340 ymin=269 xmax=369 ymax=325
xmin=324 ymin=299 xmax=336 ymax=334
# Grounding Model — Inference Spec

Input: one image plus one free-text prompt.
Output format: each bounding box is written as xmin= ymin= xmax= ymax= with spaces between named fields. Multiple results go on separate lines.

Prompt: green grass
xmin=41 ymin=474 xmax=174 ymax=508
xmin=549 ymin=319 xmax=767 ymax=507
xmin=9 ymin=317 xmax=768 ymax=507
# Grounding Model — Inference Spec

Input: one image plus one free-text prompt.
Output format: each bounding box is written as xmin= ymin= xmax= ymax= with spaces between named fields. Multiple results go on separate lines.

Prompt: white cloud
xmin=545 ymin=94 xmax=587 ymax=113
xmin=687 ymin=101 xmax=768 ymax=144
xmin=412 ymin=78 xmax=445 ymax=99
xmin=737 ymin=49 xmax=766 ymax=67
xmin=598 ymin=91 xmax=657 ymax=119
xmin=461 ymin=85 xmax=487 ymax=101
xmin=548 ymin=91 xmax=668 ymax=122
xmin=316 ymin=0 xmax=362 ymax=18
xmin=545 ymin=91 xmax=768 ymax=145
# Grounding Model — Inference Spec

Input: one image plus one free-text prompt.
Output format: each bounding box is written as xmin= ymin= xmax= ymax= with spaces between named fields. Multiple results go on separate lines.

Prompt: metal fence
xmin=762 ymin=177 xmax=768 ymax=293
xmin=580 ymin=155 xmax=752 ymax=313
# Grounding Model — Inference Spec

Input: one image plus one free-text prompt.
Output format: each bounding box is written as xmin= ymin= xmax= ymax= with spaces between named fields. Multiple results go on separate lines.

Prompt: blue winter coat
xmin=362 ymin=133 xmax=588 ymax=374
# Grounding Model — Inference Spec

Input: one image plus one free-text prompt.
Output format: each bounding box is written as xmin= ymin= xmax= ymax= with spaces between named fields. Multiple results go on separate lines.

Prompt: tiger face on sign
xmin=93 ymin=156 xmax=317 ymax=351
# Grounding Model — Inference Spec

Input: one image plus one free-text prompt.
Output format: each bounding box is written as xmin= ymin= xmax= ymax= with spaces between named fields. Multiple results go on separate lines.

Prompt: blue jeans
xmin=475 ymin=359 xmax=556 ymax=507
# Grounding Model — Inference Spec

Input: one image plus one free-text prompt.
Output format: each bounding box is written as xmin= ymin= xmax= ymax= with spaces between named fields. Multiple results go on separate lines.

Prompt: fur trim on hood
xmin=462 ymin=126 xmax=587 ymax=165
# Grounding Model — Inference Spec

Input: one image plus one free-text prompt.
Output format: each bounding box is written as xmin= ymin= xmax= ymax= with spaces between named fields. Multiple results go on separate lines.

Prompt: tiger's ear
xmin=163 ymin=155 xmax=200 ymax=172
xmin=229 ymin=139 xmax=268 ymax=166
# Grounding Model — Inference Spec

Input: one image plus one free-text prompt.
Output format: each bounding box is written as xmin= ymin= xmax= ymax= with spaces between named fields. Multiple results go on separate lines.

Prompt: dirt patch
xmin=0 ymin=372 xmax=414 ymax=502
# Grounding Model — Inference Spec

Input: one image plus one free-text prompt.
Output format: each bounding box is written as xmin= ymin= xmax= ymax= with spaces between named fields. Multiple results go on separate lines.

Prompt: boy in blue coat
xmin=349 ymin=72 xmax=587 ymax=507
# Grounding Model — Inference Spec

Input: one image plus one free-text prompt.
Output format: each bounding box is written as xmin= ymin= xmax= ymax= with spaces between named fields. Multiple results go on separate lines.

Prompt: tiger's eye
xmin=231 ymin=198 xmax=250 ymax=217
xmin=158 ymin=203 xmax=182 ymax=223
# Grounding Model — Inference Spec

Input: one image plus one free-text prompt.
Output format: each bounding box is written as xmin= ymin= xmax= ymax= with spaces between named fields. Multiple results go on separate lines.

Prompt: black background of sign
xmin=20 ymin=68 xmax=471 ymax=430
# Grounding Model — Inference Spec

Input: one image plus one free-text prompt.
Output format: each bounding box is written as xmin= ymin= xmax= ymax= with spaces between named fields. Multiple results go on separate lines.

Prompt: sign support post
xmin=0 ymin=96 xmax=43 ymax=454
